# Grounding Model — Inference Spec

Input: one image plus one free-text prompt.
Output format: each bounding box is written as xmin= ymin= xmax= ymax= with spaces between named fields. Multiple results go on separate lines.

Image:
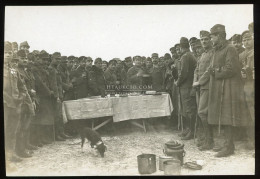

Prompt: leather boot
xmin=215 ymin=146 xmax=234 ymax=157
xmin=181 ymin=115 xmax=195 ymax=140
xmin=60 ymin=132 xmax=73 ymax=139
xmin=55 ymin=135 xmax=66 ymax=141
xmin=178 ymin=128 xmax=189 ymax=137
xmin=181 ymin=129 xmax=193 ymax=140
xmin=199 ymin=139 xmax=214 ymax=151
xmin=215 ymin=126 xmax=234 ymax=157
xmin=25 ymin=130 xmax=39 ymax=150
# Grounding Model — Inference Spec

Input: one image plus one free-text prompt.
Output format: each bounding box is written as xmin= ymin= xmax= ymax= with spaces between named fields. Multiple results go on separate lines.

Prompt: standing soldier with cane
xmin=175 ymin=37 xmax=197 ymax=140
xmin=207 ymin=24 xmax=250 ymax=157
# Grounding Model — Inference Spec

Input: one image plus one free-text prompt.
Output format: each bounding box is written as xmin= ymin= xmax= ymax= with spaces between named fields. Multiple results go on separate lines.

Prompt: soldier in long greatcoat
xmin=207 ymin=24 xmax=251 ymax=157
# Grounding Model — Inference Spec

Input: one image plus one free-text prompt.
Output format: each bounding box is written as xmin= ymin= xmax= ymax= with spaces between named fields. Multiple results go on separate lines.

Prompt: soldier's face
xmin=195 ymin=47 xmax=204 ymax=56
xmin=4 ymin=51 xmax=13 ymax=59
xmin=176 ymin=47 xmax=181 ymax=56
xmin=242 ymin=37 xmax=254 ymax=49
xmin=210 ymin=34 xmax=219 ymax=46
xmin=20 ymin=46 xmax=29 ymax=51
xmin=116 ymin=60 xmax=122 ymax=68
xmin=95 ymin=61 xmax=102 ymax=69
xmin=146 ymin=61 xmax=152 ymax=68
xmin=232 ymin=41 xmax=243 ymax=50
xmin=200 ymin=36 xmax=211 ymax=49
xmin=102 ymin=63 xmax=107 ymax=71
xmin=134 ymin=58 xmax=142 ymax=66
xmin=86 ymin=61 xmax=92 ymax=67
xmin=109 ymin=63 xmax=116 ymax=71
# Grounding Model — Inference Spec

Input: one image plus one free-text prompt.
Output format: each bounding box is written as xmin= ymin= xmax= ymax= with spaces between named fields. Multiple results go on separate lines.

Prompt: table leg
xmin=130 ymin=120 xmax=146 ymax=132
xmin=93 ymin=118 xmax=112 ymax=131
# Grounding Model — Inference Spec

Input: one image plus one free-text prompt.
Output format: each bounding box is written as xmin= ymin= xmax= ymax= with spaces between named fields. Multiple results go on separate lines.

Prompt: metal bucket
xmin=163 ymin=146 xmax=185 ymax=165
xmin=159 ymin=156 xmax=174 ymax=171
xmin=137 ymin=154 xmax=156 ymax=174
xmin=163 ymin=159 xmax=181 ymax=175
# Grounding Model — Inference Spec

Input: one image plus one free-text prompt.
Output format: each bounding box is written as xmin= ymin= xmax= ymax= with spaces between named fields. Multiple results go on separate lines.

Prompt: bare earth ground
xmin=6 ymin=123 xmax=255 ymax=176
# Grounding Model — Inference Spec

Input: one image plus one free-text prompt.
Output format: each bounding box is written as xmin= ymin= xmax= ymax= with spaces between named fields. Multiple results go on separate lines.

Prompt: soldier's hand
xmin=192 ymin=82 xmax=199 ymax=87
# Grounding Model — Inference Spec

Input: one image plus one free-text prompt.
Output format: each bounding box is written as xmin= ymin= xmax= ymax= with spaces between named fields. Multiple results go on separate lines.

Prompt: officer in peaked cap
xmin=4 ymin=41 xmax=13 ymax=60
xmin=52 ymin=52 xmax=61 ymax=60
xmin=231 ymin=34 xmax=245 ymax=54
xmin=17 ymin=49 xmax=27 ymax=60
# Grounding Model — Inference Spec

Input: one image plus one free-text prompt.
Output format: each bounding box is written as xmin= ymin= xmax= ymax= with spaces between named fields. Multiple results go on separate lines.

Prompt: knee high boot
xmin=215 ymin=125 xmax=234 ymax=157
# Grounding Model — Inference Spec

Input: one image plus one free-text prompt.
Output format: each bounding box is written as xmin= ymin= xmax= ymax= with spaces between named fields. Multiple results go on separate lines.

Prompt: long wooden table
xmin=62 ymin=93 xmax=173 ymax=132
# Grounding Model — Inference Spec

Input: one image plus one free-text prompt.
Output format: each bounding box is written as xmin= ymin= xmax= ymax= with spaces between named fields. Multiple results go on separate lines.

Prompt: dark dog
xmin=78 ymin=127 xmax=107 ymax=157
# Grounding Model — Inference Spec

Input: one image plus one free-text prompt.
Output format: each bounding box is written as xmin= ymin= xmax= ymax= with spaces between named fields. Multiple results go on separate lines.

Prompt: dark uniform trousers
xmin=4 ymin=106 xmax=21 ymax=155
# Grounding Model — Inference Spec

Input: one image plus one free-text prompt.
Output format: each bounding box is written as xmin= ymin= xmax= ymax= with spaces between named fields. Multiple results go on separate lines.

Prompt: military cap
xmin=174 ymin=44 xmax=180 ymax=48
xmin=159 ymin=56 xmax=164 ymax=60
xmin=241 ymin=30 xmax=253 ymax=40
xmin=78 ymin=56 xmax=86 ymax=61
xmin=27 ymin=53 xmax=36 ymax=61
xmin=95 ymin=58 xmax=102 ymax=64
xmin=12 ymin=42 xmax=18 ymax=48
xmin=17 ymin=49 xmax=27 ymax=58
xmin=125 ymin=56 xmax=132 ymax=61
xmin=164 ymin=53 xmax=171 ymax=59
xmin=210 ymin=24 xmax=226 ymax=35
xmin=52 ymin=52 xmax=61 ymax=59
xmin=86 ymin=57 xmax=93 ymax=62
xmin=68 ymin=56 xmax=75 ymax=60
xmin=189 ymin=37 xmax=197 ymax=45
xmin=200 ymin=30 xmax=210 ymax=38
xmin=248 ymin=22 xmax=254 ymax=33
xmin=180 ymin=37 xmax=190 ymax=48
xmin=108 ymin=59 xmax=117 ymax=66
xmin=146 ymin=57 xmax=152 ymax=62
xmin=151 ymin=53 xmax=159 ymax=58
xmin=170 ymin=47 xmax=176 ymax=52
xmin=231 ymin=34 xmax=242 ymax=43
xmin=32 ymin=50 xmax=40 ymax=55
xmin=39 ymin=51 xmax=49 ymax=59
xmin=133 ymin=56 xmax=141 ymax=61
xmin=194 ymin=39 xmax=202 ymax=48
xmin=4 ymin=41 xmax=12 ymax=52
xmin=20 ymin=41 xmax=30 ymax=48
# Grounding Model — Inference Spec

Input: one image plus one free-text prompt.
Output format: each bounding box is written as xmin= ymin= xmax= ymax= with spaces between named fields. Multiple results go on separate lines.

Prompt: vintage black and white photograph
xmin=4 ymin=5 xmax=254 ymax=176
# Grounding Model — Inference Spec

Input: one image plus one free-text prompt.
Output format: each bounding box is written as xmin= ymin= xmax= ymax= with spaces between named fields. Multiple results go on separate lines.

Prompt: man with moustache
xmin=231 ymin=34 xmax=245 ymax=55
xmin=150 ymin=54 xmax=165 ymax=92
xmin=102 ymin=61 xmax=108 ymax=72
xmin=115 ymin=58 xmax=127 ymax=86
xmin=175 ymin=37 xmax=197 ymax=140
xmin=207 ymin=24 xmax=250 ymax=157
xmin=19 ymin=41 xmax=30 ymax=56
xmin=192 ymin=30 xmax=214 ymax=150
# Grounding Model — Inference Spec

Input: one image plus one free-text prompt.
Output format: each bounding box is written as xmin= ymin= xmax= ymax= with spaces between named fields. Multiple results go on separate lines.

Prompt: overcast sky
xmin=5 ymin=5 xmax=253 ymax=61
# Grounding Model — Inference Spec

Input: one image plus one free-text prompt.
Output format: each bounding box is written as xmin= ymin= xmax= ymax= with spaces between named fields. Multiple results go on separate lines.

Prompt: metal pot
xmin=163 ymin=159 xmax=181 ymax=175
xmin=159 ymin=156 xmax=174 ymax=171
xmin=137 ymin=154 xmax=156 ymax=174
xmin=163 ymin=147 xmax=185 ymax=165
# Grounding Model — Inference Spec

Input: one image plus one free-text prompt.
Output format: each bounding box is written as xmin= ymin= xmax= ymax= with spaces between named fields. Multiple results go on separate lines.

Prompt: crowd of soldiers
xmin=4 ymin=22 xmax=254 ymax=164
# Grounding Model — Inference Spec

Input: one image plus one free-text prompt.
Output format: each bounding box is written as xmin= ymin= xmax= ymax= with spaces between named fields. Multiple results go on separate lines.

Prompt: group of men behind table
xmin=168 ymin=22 xmax=254 ymax=158
xmin=4 ymin=22 xmax=254 ymax=164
